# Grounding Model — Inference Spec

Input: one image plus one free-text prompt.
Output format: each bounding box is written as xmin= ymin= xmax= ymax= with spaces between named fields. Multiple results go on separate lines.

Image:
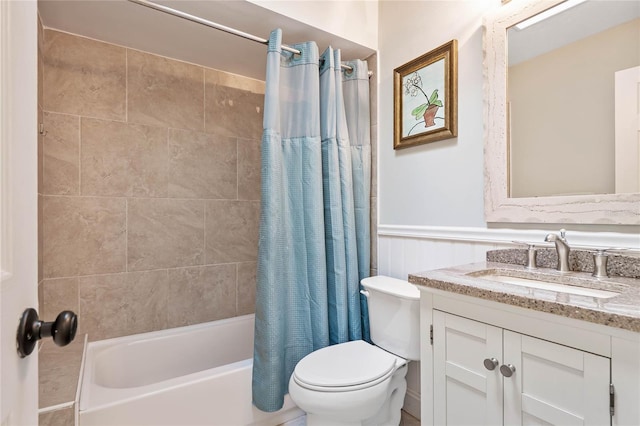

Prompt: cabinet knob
xmin=483 ymin=358 xmax=499 ymax=371
xmin=500 ymin=364 xmax=516 ymax=377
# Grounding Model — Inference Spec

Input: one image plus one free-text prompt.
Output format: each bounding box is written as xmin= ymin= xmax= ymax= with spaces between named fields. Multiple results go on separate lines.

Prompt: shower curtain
xmin=252 ymin=29 xmax=371 ymax=412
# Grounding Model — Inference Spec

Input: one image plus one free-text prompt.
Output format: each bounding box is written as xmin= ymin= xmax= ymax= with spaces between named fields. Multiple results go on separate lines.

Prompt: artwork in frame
xmin=393 ymin=40 xmax=458 ymax=149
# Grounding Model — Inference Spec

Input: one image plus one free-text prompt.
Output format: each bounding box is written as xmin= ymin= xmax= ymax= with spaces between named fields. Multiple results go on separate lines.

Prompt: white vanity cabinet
xmin=419 ymin=287 xmax=640 ymax=426
xmin=433 ymin=310 xmax=610 ymax=426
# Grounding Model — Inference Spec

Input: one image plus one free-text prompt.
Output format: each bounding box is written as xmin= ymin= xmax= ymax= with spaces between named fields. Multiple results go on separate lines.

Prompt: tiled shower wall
xmin=367 ymin=54 xmax=378 ymax=277
xmin=38 ymin=29 xmax=379 ymax=342
xmin=38 ymin=29 xmax=265 ymax=341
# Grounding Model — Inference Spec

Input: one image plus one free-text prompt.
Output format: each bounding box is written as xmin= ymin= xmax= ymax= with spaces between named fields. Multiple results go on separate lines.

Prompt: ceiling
xmin=38 ymin=0 xmax=376 ymax=81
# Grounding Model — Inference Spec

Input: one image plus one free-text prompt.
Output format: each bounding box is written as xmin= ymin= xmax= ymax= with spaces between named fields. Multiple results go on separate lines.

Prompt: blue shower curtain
xmin=252 ymin=29 xmax=371 ymax=412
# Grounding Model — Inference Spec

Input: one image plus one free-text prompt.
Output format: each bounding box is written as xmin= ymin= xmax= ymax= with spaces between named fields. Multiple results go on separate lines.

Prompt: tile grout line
xmin=236 ymin=137 xmax=239 ymax=200
xmin=203 ymin=68 xmax=206 ymax=132
xmin=203 ymin=201 xmax=207 ymax=270
xmin=235 ymin=262 xmax=239 ymax=316
xmin=125 ymin=198 xmax=128 ymax=273
xmin=125 ymin=48 xmax=129 ymax=123
xmin=77 ymin=115 xmax=81 ymax=195
xmin=166 ymin=127 xmax=170 ymax=199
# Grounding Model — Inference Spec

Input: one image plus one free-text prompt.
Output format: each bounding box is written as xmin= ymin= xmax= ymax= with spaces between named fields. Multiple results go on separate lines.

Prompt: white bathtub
xmin=78 ymin=314 xmax=303 ymax=426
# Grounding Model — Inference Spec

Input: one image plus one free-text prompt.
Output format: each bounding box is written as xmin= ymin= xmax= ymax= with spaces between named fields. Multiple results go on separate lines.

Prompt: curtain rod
xmin=128 ymin=0 xmax=371 ymax=76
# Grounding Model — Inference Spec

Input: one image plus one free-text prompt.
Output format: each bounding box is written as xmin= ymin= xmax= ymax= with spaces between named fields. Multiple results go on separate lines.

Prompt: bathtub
xmin=78 ymin=314 xmax=303 ymax=426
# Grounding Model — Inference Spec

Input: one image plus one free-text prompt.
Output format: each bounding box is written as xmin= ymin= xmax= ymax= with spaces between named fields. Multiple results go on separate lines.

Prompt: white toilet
xmin=288 ymin=275 xmax=420 ymax=426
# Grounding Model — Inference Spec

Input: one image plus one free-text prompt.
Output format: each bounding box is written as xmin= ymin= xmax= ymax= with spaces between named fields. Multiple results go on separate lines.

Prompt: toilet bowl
xmin=288 ymin=276 xmax=420 ymax=426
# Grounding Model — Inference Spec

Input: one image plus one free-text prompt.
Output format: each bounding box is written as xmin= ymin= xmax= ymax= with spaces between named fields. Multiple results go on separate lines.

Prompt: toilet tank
xmin=361 ymin=276 xmax=420 ymax=360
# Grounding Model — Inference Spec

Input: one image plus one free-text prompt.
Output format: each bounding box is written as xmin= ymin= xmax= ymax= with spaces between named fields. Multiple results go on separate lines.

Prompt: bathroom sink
xmin=467 ymin=271 xmax=620 ymax=299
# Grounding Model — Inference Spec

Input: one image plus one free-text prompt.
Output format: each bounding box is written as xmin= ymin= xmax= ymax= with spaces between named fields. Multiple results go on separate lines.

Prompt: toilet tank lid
xmin=361 ymin=276 xmax=420 ymax=300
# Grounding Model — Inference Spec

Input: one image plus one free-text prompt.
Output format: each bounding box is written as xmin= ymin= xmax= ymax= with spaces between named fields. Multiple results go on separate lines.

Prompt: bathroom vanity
xmin=411 ymin=250 xmax=640 ymax=426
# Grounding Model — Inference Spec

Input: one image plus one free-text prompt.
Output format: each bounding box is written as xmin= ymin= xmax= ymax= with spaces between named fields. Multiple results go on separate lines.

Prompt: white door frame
xmin=0 ymin=0 xmax=39 ymax=424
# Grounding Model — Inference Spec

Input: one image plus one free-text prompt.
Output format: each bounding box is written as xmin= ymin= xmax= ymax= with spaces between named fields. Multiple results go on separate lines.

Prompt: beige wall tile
xmin=168 ymin=129 xmax=236 ymax=199
xmin=237 ymin=262 xmax=256 ymax=315
xmin=78 ymin=270 xmax=168 ymax=340
xmin=128 ymin=198 xmax=205 ymax=271
xmin=205 ymin=68 xmax=265 ymax=94
xmin=39 ymin=339 xmax=84 ymax=408
xmin=237 ymin=138 xmax=261 ymax=201
xmin=39 ymin=407 xmax=74 ymax=426
xmin=167 ymin=264 xmax=236 ymax=327
xmin=370 ymin=196 xmax=377 ymax=270
xmin=205 ymin=72 xmax=264 ymax=140
xmin=41 ymin=277 xmax=78 ymax=321
xmin=43 ymin=196 xmax=126 ymax=278
xmin=38 ymin=280 xmax=44 ymax=318
xmin=81 ymin=118 xmax=168 ymax=197
xmin=205 ymin=200 xmax=259 ymax=264
xmin=38 ymin=197 xmax=43 ymax=284
xmin=43 ymin=112 xmax=80 ymax=195
xmin=38 ymin=106 xmax=44 ymax=194
xmin=43 ymin=30 xmax=125 ymax=120
xmin=127 ymin=49 xmax=204 ymax=131
xmin=366 ymin=53 xmax=377 ymax=126
xmin=371 ymin=123 xmax=377 ymax=195
xmin=38 ymin=20 xmax=44 ymax=109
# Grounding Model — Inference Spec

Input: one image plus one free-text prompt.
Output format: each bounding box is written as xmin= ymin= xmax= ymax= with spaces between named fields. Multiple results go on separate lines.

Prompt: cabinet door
xmin=503 ymin=330 xmax=611 ymax=426
xmin=433 ymin=311 xmax=503 ymax=426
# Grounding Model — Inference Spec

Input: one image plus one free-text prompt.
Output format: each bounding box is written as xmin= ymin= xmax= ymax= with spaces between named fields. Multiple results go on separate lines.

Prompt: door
xmin=433 ymin=310 xmax=503 ymax=426
xmin=0 ymin=0 xmax=39 ymax=424
xmin=503 ymin=331 xmax=611 ymax=426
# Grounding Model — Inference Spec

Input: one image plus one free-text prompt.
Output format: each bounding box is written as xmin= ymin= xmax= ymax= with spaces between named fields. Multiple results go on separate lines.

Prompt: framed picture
xmin=394 ymin=40 xmax=458 ymax=149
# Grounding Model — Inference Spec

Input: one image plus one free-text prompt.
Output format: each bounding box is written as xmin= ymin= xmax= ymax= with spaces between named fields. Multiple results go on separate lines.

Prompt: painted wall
xmin=378 ymin=0 xmax=498 ymax=227
xmin=248 ymin=0 xmax=378 ymax=50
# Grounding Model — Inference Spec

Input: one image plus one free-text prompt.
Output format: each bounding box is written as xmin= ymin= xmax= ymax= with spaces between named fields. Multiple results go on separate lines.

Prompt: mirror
xmin=508 ymin=0 xmax=639 ymax=198
xmin=483 ymin=0 xmax=640 ymax=224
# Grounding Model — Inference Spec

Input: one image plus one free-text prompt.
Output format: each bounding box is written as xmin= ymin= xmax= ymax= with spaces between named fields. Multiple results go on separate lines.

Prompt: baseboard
xmin=403 ymin=388 xmax=421 ymax=420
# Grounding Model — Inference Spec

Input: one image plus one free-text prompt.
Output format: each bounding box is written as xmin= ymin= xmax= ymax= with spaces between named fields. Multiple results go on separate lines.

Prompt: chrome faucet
xmin=545 ymin=229 xmax=570 ymax=273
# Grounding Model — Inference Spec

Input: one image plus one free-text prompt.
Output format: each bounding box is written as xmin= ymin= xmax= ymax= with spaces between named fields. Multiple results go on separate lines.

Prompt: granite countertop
xmin=409 ymin=261 xmax=640 ymax=332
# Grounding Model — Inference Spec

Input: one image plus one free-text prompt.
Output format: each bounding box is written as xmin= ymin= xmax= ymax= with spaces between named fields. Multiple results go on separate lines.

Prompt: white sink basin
xmin=476 ymin=273 xmax=620 ymax=299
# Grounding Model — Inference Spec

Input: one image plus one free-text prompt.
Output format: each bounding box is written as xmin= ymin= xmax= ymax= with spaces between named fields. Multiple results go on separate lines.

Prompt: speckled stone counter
xmin=486 ymin=248 xmax=640 ymax=279
xmin=409 ymin=261 xmax=640 ymax=332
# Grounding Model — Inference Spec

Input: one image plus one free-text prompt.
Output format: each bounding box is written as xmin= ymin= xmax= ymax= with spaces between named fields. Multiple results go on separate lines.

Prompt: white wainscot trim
xmin=377 ymin=225 xmax=640 ymax=280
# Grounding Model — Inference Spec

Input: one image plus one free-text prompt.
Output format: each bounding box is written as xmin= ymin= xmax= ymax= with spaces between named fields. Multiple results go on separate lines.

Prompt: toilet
xmin=288 ymin=276 xmax=420 ymax=426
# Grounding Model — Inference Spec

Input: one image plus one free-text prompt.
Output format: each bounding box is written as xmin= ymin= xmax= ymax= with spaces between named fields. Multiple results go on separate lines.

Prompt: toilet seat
xmin=292 ymin=340 xmax=398 ymax=392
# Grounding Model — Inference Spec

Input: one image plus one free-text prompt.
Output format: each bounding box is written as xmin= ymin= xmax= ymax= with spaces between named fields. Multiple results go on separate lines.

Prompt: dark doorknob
xmin=16 ymin=308 xmax=78 ymax=358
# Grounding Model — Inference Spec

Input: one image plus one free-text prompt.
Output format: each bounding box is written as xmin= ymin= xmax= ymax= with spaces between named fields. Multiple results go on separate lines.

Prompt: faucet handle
xmin=511 ymin=242 xmax=538 ymax=269
xmin=559 ymin=229 xmax=567 ymax=242
xmin=592 ymin=249 xmax=609 ymax=279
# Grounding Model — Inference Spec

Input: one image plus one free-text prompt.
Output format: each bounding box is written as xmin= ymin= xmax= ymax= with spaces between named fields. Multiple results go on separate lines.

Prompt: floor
xmin=400 ymin=410 xmax=421 ymax=426
xmin=281 ymin=410 xmax=420 ymax=425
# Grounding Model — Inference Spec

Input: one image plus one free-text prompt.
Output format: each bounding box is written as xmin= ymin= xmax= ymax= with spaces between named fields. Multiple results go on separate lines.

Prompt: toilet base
xmin=303 ymin=364 xmax=408 ymax=426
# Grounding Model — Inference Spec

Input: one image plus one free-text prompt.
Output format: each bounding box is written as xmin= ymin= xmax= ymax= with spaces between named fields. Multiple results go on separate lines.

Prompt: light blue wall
xmin=378 ymin=0 xmax=497 ymax=227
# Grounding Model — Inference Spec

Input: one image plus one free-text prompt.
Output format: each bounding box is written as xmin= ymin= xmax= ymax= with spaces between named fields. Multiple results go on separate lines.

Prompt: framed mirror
xmin=483 ymin=0 xmax=640 ymax=224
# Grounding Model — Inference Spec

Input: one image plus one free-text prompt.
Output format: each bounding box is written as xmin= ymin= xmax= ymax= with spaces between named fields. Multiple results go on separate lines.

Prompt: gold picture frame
xmin=393 ymin=40 xmax=458 ymax=149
